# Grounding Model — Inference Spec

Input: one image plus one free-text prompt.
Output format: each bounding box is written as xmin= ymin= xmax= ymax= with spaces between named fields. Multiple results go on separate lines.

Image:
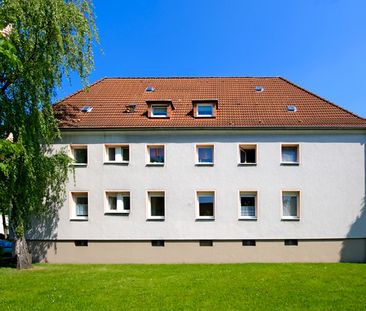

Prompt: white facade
xmin=35 ymin=129 xmax=365 ymax=242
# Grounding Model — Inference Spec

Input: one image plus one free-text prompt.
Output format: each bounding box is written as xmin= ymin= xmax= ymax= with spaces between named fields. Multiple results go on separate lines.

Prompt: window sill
xmin=238 ymin=163 xmax=257 ymax=167
xmin=104 ymin=211 xmax=130 ymax=215
xmin=146 ymin=217 xmax=165 ymax=221
xmin=238 ymin=217 xmax=257 ymax=221
xmin=196 ymin=217 xmax=215 ymax=221
xmin=280 ymin=162 xmax=299 ymax=166
xmin=195 ymin=163 xmax=214 ymax=166
xmin=146 ymin=163 xmax=165 ymax=166
xmin=72 ymin=163 xmax=88 ymax=167
xmin=103 ymin=161 xmax=129 ymax=165
xmin=281 ymin=217 xmax=300 ymax=221
xmin=150 ymin=116 xmax=169 ymax=119
xmin=70 ymin=217 xmax=88 ymax=221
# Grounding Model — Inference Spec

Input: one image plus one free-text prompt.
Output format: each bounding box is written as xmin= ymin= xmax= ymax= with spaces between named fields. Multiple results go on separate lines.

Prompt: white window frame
xmin=151 ymin=105 xmax=168 ymax=118
xmin=238 ymin=191 xmax=258 ymax=220
xmin=104 ymin=190 xmax=130 ymax=214
xmin=281 ymin=144 xmax=300 ymax=165
xmin=146 ymin=144 xmax=165 ymax=166
xmin=104 ymin=144 xmax=129 ymax=164
xmin=196 ymin=190 xmax=215 ymax=220
xmin=146 ymin=191 xmax=165 ymax=220
xmin=281 ymin=190 xmax=300 ymax=220
xmin=195 ymin=144 xmax=214 ymax=166
xmin=196 ymin=103 xmax=214 ymax=117
xmin=70 ymin=144 xmax=88 ymax=166
xmin=238 ymin=144 xmax=257 ymax=165
xmin=70 ymin=191 xmax=89 ymax=221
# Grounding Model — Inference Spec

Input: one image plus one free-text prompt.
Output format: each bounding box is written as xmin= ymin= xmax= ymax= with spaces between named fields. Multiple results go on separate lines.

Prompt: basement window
xmin=199 ymin=240 xmax=213 ymax=247
xmin=74 ymin=240 xmax=88 ymax=247
xmin=284 ymin=239 xmax=298 ymax=246
xmin=151 ymin=240 xmax=165 ymax=247
xmin=242 ymin=240 xmax=256 ymax=246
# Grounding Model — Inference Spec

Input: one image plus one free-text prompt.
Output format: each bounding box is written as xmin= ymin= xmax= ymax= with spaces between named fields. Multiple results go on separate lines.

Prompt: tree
xmin=0 ymin=0 xmax=98 ymax=269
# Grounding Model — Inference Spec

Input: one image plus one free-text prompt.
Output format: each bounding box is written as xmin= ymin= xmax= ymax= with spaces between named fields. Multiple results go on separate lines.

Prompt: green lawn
xmin=0 ymin=264 xmax=365 ymax=310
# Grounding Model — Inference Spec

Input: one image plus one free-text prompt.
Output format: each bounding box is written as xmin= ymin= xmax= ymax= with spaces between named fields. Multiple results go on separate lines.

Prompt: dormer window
xmin=151 ymin=105 xmax=168 ymax=118
xmin=193 ymin=100 xmax=218 ymax=118
xmin=146 ymin=100 xmax=174 ymax=118
xmin=197 ymin=104 xmax=213 ymax=117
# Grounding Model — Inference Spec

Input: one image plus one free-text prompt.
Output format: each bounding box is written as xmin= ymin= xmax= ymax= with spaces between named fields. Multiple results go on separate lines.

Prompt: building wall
xmin=29 ymin=129 xmax=366 ymax=245
xmin=29 ymin=239 xmax=366 ymax=263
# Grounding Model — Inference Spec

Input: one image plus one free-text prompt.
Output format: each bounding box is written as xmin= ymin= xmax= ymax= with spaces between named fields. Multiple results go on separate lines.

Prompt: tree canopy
xmin=0 ymin=0 xmax=98 ymax=268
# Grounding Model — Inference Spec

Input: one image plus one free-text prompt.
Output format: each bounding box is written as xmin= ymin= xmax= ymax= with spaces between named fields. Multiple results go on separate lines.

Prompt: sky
xmin=58 ymin=0 xmax=366 ymax=118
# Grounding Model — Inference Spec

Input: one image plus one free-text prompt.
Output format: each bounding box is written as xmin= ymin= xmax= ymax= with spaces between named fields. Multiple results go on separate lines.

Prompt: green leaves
xmin=0 ymin=0 xmax=97 ymax=243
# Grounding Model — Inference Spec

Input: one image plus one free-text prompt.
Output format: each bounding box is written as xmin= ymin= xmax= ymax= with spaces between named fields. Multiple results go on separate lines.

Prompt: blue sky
xmin=58 ymin=0 xmax=366 ymax=117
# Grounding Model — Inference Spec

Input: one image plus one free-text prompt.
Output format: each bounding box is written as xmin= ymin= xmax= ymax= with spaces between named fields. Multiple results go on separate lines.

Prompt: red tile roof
xmin=55 ymin=77 xmax=366 ymax=129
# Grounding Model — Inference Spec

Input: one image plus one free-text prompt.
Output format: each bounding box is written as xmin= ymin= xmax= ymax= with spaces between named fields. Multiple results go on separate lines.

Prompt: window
xmin=282 ymin=191 xmax=300 ymax=220
xmin=284 ymin=239 xmax=298 ymax=246
xmin=196 ymin=191 xmax=215 ymax=219
xmin=105 ymin=145 xmax=129 ymax=163
xmin=239 ymin=144 xmax=256 ymax=165
xmin=281 ymin=145 xmax=299 ymax=164
xmin=151 ymin=240 xmax=165 ymax=247
xmin=105 ymin=191 xmax=130 ymax=214
xmin=74 ymin=240 xmax=88 ymax=247
xmin=151 ymin=105 xmax=168 ymax=117
xmin=196 ymin=104 xmax=214 ymax=117
xmin=71 ymin=192 xmax=88 ymax=220
xmin=71 ymin=145 xmax=87 ymax=165
xmin=199 ymin=240 xmax=213 ymax=247
xmin=147 ymin=191 xmax=165 ymax=220
xmin=147 ymin=145 xmax=165 ymax=165
xmin=196 ymin=145 xmax=214 ymax=165
xmin=239 ymin=192 xmax=257 ymax=219
xmin=242 ymin=240 xmax=256 ymax=246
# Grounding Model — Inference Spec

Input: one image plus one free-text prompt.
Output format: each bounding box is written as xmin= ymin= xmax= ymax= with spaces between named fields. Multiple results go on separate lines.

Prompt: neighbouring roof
xmin=55 ymin=77 xmax=366 ymax=129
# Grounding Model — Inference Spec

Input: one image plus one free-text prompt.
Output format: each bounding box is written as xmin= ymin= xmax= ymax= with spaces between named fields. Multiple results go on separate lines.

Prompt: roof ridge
xmin=103 ymin=76 xmax=280 ymax=79
xmin=279 ymin=77 xmax=366 ymax=122
xmin=54 ymin=77 xmax=107 ymax=105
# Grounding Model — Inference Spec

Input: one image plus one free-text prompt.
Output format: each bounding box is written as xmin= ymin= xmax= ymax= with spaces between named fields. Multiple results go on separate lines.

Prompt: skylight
xmin=145 ymin=86 xmax=155 ymax=92
xmin=255 ymin=86 xmax=264 ymax=92
xmin=287 ymin=105 xmax=297 ymax=112
xmin=80 ymin=106 xmax=93 ymax=113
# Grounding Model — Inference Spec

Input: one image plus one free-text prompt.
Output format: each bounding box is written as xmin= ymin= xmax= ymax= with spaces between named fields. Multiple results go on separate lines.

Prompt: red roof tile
xmin=55 ymin=77 xmax=366 ymax=129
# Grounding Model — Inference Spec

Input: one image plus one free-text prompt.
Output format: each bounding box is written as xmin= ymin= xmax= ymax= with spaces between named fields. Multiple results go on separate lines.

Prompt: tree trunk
xmin=2 ymin=213 xmax=8 ymax=239
xmin=15 ymin=233 xmax=32 ymax=269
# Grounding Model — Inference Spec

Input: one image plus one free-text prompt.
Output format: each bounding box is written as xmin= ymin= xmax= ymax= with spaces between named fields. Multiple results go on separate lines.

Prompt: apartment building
xmin=28 ymin=77 xmax=366 ymax=263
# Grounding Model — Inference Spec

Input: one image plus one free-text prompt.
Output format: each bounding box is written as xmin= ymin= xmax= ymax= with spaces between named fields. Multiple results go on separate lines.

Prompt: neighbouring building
xmin=28 ymin=77 xmax=366 ymax=263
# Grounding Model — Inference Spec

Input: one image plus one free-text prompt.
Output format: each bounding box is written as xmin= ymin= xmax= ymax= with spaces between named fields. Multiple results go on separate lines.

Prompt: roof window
xmin=287 ymin=105 xmax=297 ymax=112
xmin=80 ymin=106 xmax=93 ymax=113
xmin=145 ymin=86 xmax=155 ymax=92
xmin=255 ymin=86 xmax=264 ymax=92
xmin=125 ymin=104 xmax=136 ymax=113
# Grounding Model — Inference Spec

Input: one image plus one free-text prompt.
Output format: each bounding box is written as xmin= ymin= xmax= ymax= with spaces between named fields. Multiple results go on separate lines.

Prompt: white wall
xmin=37 ymin=129 xmax=366 ymax=241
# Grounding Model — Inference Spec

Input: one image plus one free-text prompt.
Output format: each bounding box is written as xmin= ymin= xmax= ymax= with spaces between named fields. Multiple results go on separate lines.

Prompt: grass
xmin=0 ymin=264 xmax=365 ymax=310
